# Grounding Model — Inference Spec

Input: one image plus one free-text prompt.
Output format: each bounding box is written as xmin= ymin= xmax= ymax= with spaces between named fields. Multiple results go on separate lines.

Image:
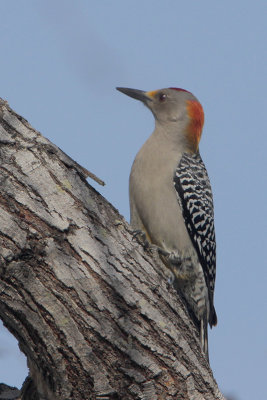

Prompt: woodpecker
xmin=116 ymin=86 xmax=217 ymax=359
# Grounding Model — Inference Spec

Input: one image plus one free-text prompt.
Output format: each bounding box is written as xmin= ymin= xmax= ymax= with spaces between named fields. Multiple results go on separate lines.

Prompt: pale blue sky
xmin=0 ymin=2 xmax=267 ymax=399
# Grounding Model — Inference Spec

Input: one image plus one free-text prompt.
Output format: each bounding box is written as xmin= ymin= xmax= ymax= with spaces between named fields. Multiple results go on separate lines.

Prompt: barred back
xmin=173 ymin=152 xmax=217 ymax=326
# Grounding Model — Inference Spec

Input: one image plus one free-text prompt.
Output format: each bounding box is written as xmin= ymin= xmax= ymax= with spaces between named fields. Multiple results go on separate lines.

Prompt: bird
xmin=116 ymin=86 xmax=217 ymax=360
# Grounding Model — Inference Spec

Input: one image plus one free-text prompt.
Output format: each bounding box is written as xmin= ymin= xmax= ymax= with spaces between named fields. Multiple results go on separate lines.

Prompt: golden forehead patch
xmin=145 ymin=90 xmax=159 ymax=98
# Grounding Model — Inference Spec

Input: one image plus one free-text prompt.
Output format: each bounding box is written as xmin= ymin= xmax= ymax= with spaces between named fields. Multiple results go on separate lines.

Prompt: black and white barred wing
xmin=173 ymin=153 xmax=216 ymax=299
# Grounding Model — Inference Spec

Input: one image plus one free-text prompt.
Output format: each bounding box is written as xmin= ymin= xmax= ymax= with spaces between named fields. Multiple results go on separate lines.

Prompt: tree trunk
xmin=0 ymin=98 xmax=225 ymax=400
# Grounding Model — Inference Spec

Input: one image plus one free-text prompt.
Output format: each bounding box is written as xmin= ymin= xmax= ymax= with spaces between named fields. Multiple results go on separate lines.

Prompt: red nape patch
xmin=186 ymin=100 xmax=204 ymax=152
xmin=169 ymin=87 xmax=191 ymax=93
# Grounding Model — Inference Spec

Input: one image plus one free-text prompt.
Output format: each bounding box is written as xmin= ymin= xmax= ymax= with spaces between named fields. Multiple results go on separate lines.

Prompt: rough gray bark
xmin=0 ymin=383 xmax=20 ymax=399
xmin=0 ymin=98 xmax=225 ymax=400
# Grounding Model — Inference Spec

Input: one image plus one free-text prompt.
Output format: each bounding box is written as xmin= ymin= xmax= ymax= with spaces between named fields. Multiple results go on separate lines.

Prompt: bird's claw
xmin=132 ymin=229 xmax=150 ymax=250
xmin=157 ymin=247 xmax=181 ymax=266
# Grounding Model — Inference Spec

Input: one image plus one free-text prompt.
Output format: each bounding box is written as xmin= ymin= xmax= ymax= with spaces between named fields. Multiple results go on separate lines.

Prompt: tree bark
xmin=0 ymin=98 xmax=225 ymax=400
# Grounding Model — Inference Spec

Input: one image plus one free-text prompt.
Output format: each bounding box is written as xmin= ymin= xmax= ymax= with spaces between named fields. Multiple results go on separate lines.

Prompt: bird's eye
xmin=159 ymin=93 xmax=167 ymax=102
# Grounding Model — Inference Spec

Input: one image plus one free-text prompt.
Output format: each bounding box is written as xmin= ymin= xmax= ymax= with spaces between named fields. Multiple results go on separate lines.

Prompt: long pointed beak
xmin=116 ymin=87 xmax=152 ymax=103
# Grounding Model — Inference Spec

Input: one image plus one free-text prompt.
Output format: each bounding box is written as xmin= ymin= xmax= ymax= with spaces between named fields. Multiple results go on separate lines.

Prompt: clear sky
xmin=0 ymin=1 xmax=266 ymax=399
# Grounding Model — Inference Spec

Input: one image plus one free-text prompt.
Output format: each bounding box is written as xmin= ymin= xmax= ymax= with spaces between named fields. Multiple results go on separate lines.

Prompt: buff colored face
xmin=145 ymin=87 xmax=204 ymax=152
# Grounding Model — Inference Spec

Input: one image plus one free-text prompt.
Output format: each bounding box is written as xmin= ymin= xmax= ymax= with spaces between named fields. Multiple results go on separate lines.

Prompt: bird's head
xmin=116 ymin=86 xmax=204 ymax=153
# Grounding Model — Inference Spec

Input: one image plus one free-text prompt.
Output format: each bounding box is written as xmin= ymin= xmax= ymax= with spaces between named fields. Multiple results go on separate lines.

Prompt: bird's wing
xmin=173 ymin=152 xmax=216 ymax=325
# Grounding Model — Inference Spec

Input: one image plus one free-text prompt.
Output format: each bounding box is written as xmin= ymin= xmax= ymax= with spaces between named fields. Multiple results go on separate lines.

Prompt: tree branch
xmin=0 ymin=98 xmax=225 ymax=400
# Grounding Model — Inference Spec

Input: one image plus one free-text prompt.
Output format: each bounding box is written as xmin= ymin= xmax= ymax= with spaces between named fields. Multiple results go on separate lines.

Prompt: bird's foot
xmin=132 ymin=229 xmax=150 ymax=250
xmin=157 ymin=247 xmax=182 ymax=266
xmin=157 ymin=247 xmax=188 ymax=284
